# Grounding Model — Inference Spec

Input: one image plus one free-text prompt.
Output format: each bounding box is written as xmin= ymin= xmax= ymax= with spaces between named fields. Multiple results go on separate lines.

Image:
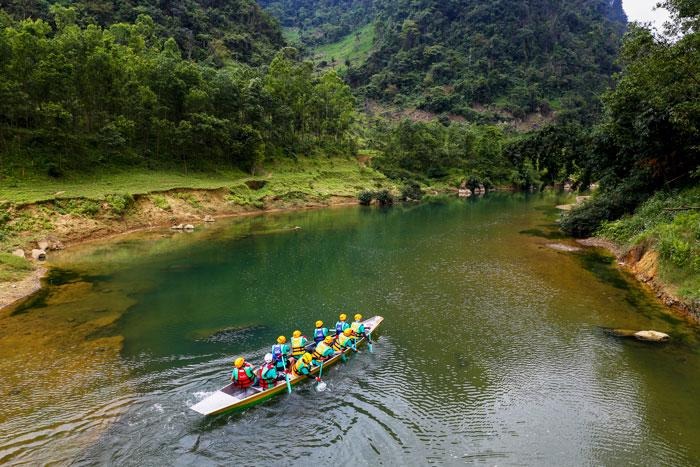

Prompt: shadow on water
xmin=578 ymin=250 xmax=688 ymax=328
xmin=519 ymin=228 xmax=568 ymax=240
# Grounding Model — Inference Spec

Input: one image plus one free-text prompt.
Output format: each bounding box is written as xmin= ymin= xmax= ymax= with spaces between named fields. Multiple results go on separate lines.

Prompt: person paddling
xmin=335 ymin=313 xmax=350 ymax=336
xmin=290 ymin=330 xmax=308 ymax=361
xmin=258 ymin=353 xmax=278 ymax=390
xmin=313 ymin=320 xmax=329 ymax=344
xmin=312 ymin=335 xmax=336 ymax=365
xmin=332 ymin=328 xmax=356 ymax=352
xmin=350 ymin=313 xmax=366 ymax=338
xmin=231 ymin=357 xmax=257 ymax=389
xmin=271 ymin=336 xmax=292 ymax=372
xmin=293 ymin=352 xmax=313 ymax=376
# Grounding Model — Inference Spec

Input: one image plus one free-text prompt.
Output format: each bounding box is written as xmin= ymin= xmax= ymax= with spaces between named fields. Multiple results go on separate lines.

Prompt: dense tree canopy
xmin=0 ymin=0 xmax=285 ymax=64
xmin=0 ymin=10 xmax=357 ymax=175
xmin=561 ymin=0 xmax=700 ymax=236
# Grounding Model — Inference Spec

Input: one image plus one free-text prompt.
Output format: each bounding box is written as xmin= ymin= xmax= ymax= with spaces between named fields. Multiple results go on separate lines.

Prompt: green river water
xmin=1 ymin=194 xmax=699 ymax=465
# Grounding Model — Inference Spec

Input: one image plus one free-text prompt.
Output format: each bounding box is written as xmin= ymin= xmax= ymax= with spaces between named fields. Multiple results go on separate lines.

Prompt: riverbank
xmin=0 ymin=157 xmax=395 ymax=311
xmin=577 ymin=237 xmax=700 ymax=323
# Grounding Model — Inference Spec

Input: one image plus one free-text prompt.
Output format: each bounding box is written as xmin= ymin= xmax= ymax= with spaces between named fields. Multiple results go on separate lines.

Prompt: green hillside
xmin=259 ymin=0 xmax=627 ymax=121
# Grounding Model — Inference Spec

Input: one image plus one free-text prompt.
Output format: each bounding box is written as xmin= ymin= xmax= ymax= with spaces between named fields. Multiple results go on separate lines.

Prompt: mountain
xmin=259 ymin=0 xmax=628 ymax=121
xmin=0 ymin=0 xmax=285 ymax=64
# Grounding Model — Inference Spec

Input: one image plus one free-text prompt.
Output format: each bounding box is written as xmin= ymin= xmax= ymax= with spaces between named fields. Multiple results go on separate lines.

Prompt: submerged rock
xmin=190 ymin=324 xmax=266 ymax=343
xmin=458 ymin=188 xmax=471 ymax=197
xmin=546 ymin=243 xmax=581 ymax=252
xmin=184 ymin=224 xmax=195 ymax=231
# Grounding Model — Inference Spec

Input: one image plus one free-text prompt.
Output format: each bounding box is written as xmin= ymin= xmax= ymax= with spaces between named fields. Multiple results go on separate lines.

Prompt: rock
xmin=38 ymin=238 xmax=64 ymax=251
xmin=171 ymin=224 xmax=184 ymax=230
xmin=634 ymin=330 xmax=670 ymax=342
xmin=458 ymin=188 xmax=472 ymax=198
xmin=203 ymin=215 xmax=215 ymax=223
xmin=12 ymin=249 xmax=24 ymax=258
xmin=31 ymin=249 xmax=47 ymax=260
xmin=184 ymin=224 xmax=195 ymax=231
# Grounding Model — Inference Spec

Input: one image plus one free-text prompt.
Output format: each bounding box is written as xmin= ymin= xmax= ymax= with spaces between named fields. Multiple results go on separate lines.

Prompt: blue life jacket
xmin=271 ymin=344 xmax=283 ymax=362
xmin=314 ymin=328 xmax=326 ymax=343
xmin=335 ymin=321 xmax=346 ymax=334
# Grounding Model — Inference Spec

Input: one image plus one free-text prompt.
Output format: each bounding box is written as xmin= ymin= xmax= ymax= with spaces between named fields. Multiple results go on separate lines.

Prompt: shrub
xmin=358 ymin=190 xmax=373 ymax=205
xmin=375 ymin=189 xmax=394 ymax=206
xmin=400 ymin=181 xmax=423 ymax=201
xmin=105 ymin=194 xmax=134 ymax=216
xmin=56 ymin=199 xmax=101 ymax=217
xmin=151 ymin=195 xmax=171 ymax=211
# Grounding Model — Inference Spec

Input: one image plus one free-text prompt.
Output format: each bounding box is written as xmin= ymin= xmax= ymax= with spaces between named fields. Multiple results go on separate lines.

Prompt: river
xmin=1 ymin=194 xmax=699 ymax=465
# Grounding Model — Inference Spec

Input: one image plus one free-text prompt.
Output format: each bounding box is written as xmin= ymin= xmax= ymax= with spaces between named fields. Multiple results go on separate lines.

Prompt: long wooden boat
xmin=190 ymin=316 xmax=383 ymax=416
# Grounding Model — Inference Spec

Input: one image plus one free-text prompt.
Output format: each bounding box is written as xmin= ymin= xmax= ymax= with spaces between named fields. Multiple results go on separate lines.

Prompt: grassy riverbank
xmin=593 ymin=187 xmax=700 ymax=319
xmin=0 ymin=157 xmax=394 ymax=307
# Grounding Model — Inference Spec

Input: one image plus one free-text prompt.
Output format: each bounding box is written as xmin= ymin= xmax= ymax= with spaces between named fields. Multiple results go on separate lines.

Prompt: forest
xmin=0 ymin=0 xmax=697 ymax=224
xmin=0 ymin=5 xmax=356 ymax=175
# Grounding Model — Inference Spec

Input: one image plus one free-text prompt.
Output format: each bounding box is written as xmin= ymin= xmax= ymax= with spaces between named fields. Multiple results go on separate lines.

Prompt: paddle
xmin=280 ymin=354 xmax=292 ymax=394
xmin=366 ymin=328 xmax=373 ymax=353
xmin=315 ymin=358 xmax=327 ymax=392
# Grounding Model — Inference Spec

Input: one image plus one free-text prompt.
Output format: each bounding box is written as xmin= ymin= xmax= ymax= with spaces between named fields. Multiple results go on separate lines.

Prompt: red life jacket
xmin=258 ymin=363 xmax=276 ymax=389
xmin=234 ymin=363 xmax=254 ymax=388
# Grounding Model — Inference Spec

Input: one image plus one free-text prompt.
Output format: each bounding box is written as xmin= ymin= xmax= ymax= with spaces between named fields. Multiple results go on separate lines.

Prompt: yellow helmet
xmin=343 ymin=328 xmax=353 ymax=337
xmin=324 ymin=335 xmax=334 ymax=344
xmin=233 ymin=357 xmax=245 ymax=368
xmin=292 ymin=330 xmax=301 ymax=338
xmin=339 ymin=313 xmax=347 ymax=321
xmin=302 ymin=352 xmax=313 ymax=363
xmin=315 ymin=320 xmax=323 ymax=328
xmin=354 ymin=313 xmax=362 ymax=321
xmin=277 ymin=335 xmax=286 ymax=344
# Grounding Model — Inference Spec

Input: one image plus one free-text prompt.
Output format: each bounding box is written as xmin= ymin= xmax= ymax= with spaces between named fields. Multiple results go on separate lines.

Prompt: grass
xmin=0 ymin=252 xmax=33 ymax=282
xmin=0 ymin=168 xmax=249 ymax=205
xmin=0 ymin=157 xmax=391 ymax=206
xmin=312 ymin=23 xmax=375 ymax=71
